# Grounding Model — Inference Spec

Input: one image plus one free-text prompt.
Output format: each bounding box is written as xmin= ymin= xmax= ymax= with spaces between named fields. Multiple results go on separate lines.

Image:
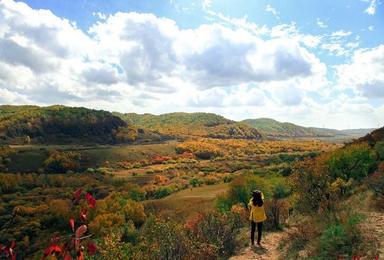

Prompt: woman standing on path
xmin=248 ymin=190 xmax=267 ymax=246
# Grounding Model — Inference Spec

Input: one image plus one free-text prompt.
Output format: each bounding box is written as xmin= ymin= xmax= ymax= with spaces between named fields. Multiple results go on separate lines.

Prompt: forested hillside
xmin=242 ymin=118 xmax=373 ymax=138
xmin=116 ymin=112 xmax=262 ymax=139
xmin=0 ymin=105 xmax=161 ymax=144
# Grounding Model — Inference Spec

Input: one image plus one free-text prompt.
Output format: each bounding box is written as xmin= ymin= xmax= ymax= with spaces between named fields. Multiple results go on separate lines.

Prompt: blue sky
xmin=0 ymin=0 xmax=383 ymax=128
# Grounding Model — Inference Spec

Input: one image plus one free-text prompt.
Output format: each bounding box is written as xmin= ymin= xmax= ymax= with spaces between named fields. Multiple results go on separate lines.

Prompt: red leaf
xmin=69 ymin=218 xmax=75 ymax=232
xmin=79 ymin=209 xmax=87 ymax=221
xmin=87 ymin=242 xmax=97 ymax=256
xmin=77 ymin=251 xmax=84 ymax=260
xmin=43 ymin=244 xmax=62 ymax=256
xmin=52 ymin=245 xmax=62 ymax=253
xmin=10 ymin=251 xmax=16 ymax=260
xmin=74 ymin=189 xmax=82 ymax=200
xmin=85 ymin=193 xmax=96 ymax=208
xmin=75 ymin=225 xmax=87 ymax=238
xmin=64 ymin=254 xmax=73 ymax=260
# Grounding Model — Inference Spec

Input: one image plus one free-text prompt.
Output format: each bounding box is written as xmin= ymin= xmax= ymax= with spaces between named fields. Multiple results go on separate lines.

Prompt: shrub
xmin=319 ymin=215 xmax=364 ymax=259
xmin=89 ymin=213 xmax=125 ymax=236
xmin=141 ymin=217 xmax=192 ymax=259
xmin=366 ymin=163 xmax=384 ymax=209
xmin=185 ymin=211 xmax=243 ymax=257
xmin=289 ymin=158 xmax=331 ymax=213
xmin=123 ymin=200 xmax=146 ymax=227
xmin=204 ymin=176 xmax=219 ymax=185
xmin=43 ymin=150 xmax=81 ymax=173
xmin=267 ymin=181 xmax=291 ymax=229
xmin=123 ymin=184 xmax=146 ymax=201
xmin=326 ymin=143 xmax=376 ymax=181
xmin=189 ymin=178 xmax=200 ymax=187
xmin=152 ymin=186 xmax=173 ymax=199
xmin=227 ymin=174 xmax=270 ymax=208
xmin=374 ymin=141 xmax=384 ymax=161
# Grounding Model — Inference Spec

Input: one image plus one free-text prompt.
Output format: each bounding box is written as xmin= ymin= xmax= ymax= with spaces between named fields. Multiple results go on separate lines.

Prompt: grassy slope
xmin=144 ymin=183 xmax=229 ymax=221
xmin=115 ymin=112 xmax=262 ymax=139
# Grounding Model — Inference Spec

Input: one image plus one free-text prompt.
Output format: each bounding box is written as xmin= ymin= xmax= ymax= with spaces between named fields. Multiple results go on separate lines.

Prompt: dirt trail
xmin=360 ymin=211 xmax=384 ymax=258
xmin=229 ymin=231 xmax=288 ymax=260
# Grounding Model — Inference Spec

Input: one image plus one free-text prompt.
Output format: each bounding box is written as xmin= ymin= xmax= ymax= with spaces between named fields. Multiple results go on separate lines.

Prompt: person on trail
xmin=248 ymin=190 xmax=267 ymax=246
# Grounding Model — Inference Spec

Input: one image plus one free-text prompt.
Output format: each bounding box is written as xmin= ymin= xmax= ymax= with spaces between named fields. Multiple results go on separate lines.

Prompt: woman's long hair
xmin=252 ymin=191 xmax=263 ymax=207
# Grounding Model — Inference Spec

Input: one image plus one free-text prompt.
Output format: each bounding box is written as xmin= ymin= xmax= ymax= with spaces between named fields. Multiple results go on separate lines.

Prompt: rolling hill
xmin=242 ymin=118 xmax=374 ymax=139
xmin=115 ymin=112 xmax=262 ymax=140
xmin=0 ymin=105 xmax=162 ymax=144
xmin=355 ymin=126 xmax=384 ymax=145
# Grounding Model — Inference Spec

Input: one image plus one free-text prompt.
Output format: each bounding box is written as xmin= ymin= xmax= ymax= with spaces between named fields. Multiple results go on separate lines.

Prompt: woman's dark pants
xmin=251 ymin=221 xmax=263 ymax=245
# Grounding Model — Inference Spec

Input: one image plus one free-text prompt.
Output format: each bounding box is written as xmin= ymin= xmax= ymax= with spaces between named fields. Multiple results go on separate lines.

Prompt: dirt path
xmin=360 ymin=211 xmax=384 ymax=258
xmin=230 ymin=230 xmax=288 ymax=260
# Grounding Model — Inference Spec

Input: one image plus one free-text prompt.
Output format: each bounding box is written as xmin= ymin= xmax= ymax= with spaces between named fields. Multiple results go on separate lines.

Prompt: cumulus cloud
xmin=0 ymin=0 xmax=325 ymax=102
xmin=0 ymin=0 xmax=380 ymax=128
xmin=336 ymin=45 xmax=384 ymax=98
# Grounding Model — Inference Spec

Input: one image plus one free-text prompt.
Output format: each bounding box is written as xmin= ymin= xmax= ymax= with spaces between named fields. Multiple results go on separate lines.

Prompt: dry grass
xmin=144 ymin=183 xmax=229 ymax=221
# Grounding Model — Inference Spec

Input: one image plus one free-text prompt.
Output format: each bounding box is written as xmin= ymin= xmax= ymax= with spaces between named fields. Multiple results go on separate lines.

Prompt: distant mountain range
xmin=0 ymin=105 xmax=376 ymax=144
xmin=241 ymin=118 xmax=374 ymax=139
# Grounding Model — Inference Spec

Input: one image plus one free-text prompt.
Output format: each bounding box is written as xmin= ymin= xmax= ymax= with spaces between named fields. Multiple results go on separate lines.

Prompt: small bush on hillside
xmin=319 ymin=214 xmax=364 ymax=259
xmin=290 ymin=158 xmax=332 ymax=213
xmin=185 ymin=211 xmax=244 ymax=258
xmin=326 ymin=143 xmax=376 ymax=181
xmin=227 ymin=174 xmax=270 ymax=208
xmin=189 ymin=178 xmax=201 ymax=187
xmin=152 ymin=186 xmax=173 ymax=199
xmin=267 ymin=181 xmax=291 ymax=229
xmin=141 ymin=217 xmax=192 ymax=259
xmin=366 ymin=163 xmax=384 ymax=209
xmin=43 ymin=150 xmax=81 ymax=173
xmin=374 ymin=141 xmax=384 ymax=161
xmin=123 ymin=184 xmax=146 ymax=201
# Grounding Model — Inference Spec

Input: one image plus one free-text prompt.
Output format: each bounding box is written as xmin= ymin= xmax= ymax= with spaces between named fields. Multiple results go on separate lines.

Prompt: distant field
xmin=7 ymin=141 xmax=178 ymax=172
xmin=144 ymin=183 xmax=229 ymax=221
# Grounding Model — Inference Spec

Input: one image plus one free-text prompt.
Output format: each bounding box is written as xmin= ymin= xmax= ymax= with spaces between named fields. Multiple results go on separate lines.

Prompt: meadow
xmin=1 ymin=131 xmax=384 ymax=259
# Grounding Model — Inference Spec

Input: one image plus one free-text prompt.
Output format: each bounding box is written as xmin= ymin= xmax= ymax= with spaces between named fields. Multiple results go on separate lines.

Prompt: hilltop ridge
xmin=242 ymin=118 xmax=373 ymax=139
xmin=115 ymin=112 xmax=263 ymax=140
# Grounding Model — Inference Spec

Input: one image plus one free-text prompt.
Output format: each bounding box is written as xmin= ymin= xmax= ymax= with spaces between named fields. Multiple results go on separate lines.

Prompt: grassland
xmin=144 ymin=183 xmax=229 ymax=221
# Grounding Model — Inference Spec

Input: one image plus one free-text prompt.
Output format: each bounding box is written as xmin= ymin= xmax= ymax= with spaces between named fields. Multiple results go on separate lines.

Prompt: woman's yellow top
xmin=248 ymin=196 xmax=267 ymax=223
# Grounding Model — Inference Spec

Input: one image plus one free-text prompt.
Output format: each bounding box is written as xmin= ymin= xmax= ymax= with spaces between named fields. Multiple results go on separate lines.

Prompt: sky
xmin=0 ymin=0 xmax=383 ymax=129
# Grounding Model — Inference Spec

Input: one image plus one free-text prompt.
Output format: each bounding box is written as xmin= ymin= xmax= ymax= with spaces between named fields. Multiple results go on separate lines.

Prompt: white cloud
xmin=316 ymin=18 xmax=328 ymax=28
xmin=0 ymin=0 xmax=325 ymax=101
xmin=368 ymin=25 xmax=374 ymax=31
xmin=336 ymin=45 xmax=384 ymax=98
xmin=202 ymin=0 xmax=212 ymax=9
xmin=0 ymin=0 xmax=381 ymax=128
xmin=265 ymin=5 xmax=279 ymax=19
xmin=330 ymin=30 xmax=352 ymax=38
xmin=321 ymin=43 xmax=348 ymax=56
xmin=364 ymin=0 xmax=377 ymax=15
